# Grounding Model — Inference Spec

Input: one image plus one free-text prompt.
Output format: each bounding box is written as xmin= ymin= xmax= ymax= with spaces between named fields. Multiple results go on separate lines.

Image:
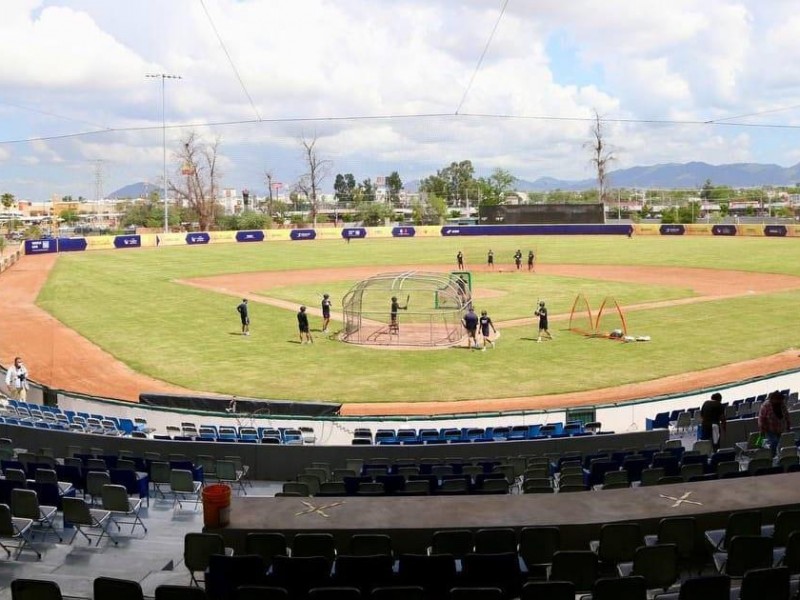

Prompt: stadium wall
xmin=23 ymin=223 xmax=800 ymax=255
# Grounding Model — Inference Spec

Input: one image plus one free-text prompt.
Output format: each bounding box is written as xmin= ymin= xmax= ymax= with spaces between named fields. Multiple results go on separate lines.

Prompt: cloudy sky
xmin=2 ymin=0 xmax=800 ymax=200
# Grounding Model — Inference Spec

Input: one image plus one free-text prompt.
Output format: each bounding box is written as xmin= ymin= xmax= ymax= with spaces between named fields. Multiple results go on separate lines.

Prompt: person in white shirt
xmin=5 ymin=357 xmax=29 ymax=401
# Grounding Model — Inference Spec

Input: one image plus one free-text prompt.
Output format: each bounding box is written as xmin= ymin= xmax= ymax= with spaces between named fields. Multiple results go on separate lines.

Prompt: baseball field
xmin=11 ymin=234 xmax=800 ymax=413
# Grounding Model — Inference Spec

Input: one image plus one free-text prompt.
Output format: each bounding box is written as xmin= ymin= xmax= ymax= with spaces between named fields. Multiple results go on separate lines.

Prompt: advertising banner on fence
xmin=342 ymin=228 xmax=367 ymax=240
xmin=312 ymin=228 xmax=344 ymax=240
xmin=634 ymin=224 xmax=661 ymax=235
xmin=737 ymin=224 xmax=764 ymax=237
xmin=683 ymin=224 xmax=713 ymax=236
xmin=441 ymin=224 xmax=631 ymax=236
xmin=210 ymin=230 xmax=237 ymax=244
xmin=392 ymin=226 xmax=416 ymax=237
xmin=236 ymin=230 xmax=265 ymax=243
xmin=764 ymin=225 xmax=788 ymax=237
xmin=185 ymin=232 xmax=211 ymax=245
xmin=24 ymin=239 xmax=58 ymax=254
xmin=86 ymin=236 xmax=115 ymax=250
xmin=659 ymin=225 xmax=685 ymax=236
xmin=290 ymin=229 xmax=316 ymax=241
xmin=265 ymin=229 xmax=292 ymax=241
xmin=114 ymin=235 xmax=141 ymax=249
xmin=58 ymin=238 xmax=87 ymax=252
xmin=711 ymin=225 xmax=737 ymax=236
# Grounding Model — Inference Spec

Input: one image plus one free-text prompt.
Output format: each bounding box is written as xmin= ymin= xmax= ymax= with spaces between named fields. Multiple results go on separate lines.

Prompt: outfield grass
xmin=36 ymin=235 xmax=800 ymax=403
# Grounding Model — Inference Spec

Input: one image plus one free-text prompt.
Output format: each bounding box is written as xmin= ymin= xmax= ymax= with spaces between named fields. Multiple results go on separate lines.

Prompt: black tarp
xmin=138 ymin=392 xmax=341 ymax=417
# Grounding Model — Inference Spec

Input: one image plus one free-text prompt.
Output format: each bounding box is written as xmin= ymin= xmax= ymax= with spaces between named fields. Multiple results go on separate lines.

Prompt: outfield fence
xmin=23 ymin=222 xmax=800 ymax=255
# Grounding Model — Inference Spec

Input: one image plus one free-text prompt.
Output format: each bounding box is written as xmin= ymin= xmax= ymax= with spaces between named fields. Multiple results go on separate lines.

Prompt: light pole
xmin=146 ymin=73 xmax=181 ymax=234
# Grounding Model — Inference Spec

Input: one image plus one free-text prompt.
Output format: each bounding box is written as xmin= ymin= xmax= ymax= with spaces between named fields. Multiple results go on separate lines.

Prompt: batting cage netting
xmin=341 ymin=271 xmax=471 ymax=347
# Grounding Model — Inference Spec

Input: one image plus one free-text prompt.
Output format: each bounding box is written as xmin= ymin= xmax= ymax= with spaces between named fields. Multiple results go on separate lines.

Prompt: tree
xmin=585 ymin=110 xmax=615 ymax=204
xmin=334 ymin=173 xmax=357 ymax=203
xmin=295 ymin=134 xmax=331 ymax=227
xmin=419 ymin=160 xmax=476 ymax=207
xmin=477 ymin=168 xmax=517 ymax=207
xmin=386 ymin=171 xmax=403 ymax=206
xmin=169 ymin=132 xmax=222 ymax=232
xmin=59 ymin=209 xmax=80 ymax=226
xmin=1 ymin=193 xmax=14 ymax=210
xmin=700 ymin=179 xmax=713 ymax=200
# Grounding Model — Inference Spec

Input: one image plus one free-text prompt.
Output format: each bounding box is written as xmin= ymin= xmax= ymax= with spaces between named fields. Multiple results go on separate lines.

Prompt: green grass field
xmin=36 ymin=235 xmax=800 ymax=404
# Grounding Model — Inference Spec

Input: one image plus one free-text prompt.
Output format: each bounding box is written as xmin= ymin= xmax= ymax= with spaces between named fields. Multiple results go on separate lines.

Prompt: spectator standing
xmin=5 ymin=357 xmax=29 ymax=401
xmin=758 ymin=390 xmax=791 ymax=456
xmin=699 ymin=392 xmax=726 ymax=450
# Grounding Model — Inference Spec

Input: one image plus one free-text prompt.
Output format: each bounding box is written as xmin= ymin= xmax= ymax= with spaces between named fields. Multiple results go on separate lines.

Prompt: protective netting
xmin=341 ymin=271 xmax=471 ymax=347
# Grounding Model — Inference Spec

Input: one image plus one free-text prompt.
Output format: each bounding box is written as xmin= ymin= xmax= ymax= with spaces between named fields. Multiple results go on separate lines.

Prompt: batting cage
xmin=341 ymin=271 xmax=471 ymax=347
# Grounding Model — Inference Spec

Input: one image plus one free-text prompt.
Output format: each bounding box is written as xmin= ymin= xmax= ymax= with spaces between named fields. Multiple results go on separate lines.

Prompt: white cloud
xmin=0 ymin=0 xmax=799 ymax=199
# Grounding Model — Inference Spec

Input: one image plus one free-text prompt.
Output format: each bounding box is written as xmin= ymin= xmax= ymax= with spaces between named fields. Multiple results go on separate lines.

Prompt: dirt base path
xmin=4 ymin=255 xmax=799 ymax=414
xmin=0 ymin=255 xmax=192 ymax=401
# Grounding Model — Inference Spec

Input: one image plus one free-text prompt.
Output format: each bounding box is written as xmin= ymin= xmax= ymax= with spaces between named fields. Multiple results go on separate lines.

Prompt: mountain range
xmin=108 ymin=161 xmax=800 ymax=199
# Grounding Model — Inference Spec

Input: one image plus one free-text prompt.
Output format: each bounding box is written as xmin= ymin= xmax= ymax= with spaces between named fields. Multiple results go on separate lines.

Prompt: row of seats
xmin=155 ymin=424 xmax=316 ymax=445
xmin=2 ymin=398 xmax=317 ymax=445
xmin=352 ymin=421 xmax=605 ymax=445
xmin=9 ymin=578 xmax=215 ymax=600
xmin=181 ymin=510 xmax=800 ymax=599
xmin=2 ymin=400 xmax=150 ymax=436
xmin=646 ymin=389 xmax=798 ymax=430
xmin=7 ymin=570 xmax=794 ymax=600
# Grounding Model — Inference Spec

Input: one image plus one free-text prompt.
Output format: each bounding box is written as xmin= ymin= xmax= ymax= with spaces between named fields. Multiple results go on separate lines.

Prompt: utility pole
xmin=146 ymin=73 xmax=182 ymax=233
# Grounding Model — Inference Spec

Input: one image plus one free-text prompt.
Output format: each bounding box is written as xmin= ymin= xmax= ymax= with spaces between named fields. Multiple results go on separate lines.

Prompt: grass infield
xmin=36 ymin=235 xmax=800 ymax=404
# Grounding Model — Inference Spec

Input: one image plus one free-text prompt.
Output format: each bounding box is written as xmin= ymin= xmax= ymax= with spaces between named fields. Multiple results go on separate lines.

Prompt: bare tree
xmin=585 ymin=110 xmax=615 ymax=205
xmin=295 ymin=134 xmax=332 ymax=227
xmin=169 ymin=131 xmax=222 ymax=231
xmin=264 ymin=170 xmax=275 ymax=217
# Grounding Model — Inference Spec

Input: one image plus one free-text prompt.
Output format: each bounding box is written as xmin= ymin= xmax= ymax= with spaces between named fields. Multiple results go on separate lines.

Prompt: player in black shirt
xmin=297 ymin=306 xmax=313 ymax=344
xmin=456 ymin=251 xmax=464 ymax=270
xmin=462 ymin=307 xmax=479 ymax=350
xmin=534 ymin=300 xmax=553 ymax=342
xmin=514 ymin=249 xmax=522 ymax=270
xmin=479 ymin=310 xmax=497 ymax=350
xmin=390 ymin=296 xmax=408 ymax=333
xmin=487 ymin=249 xmax=494 ymax=270
xmin=527 ymin=250 xmax=535 ymax=271
xmin=321 ymin=293 xmax=332 ymax=333
xmin=236 ymin=299 xmax=250 ymax=336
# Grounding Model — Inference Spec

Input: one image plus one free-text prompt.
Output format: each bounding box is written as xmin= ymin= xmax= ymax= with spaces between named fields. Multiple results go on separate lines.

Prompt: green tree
xmin=59 ymin=209 xmax=80 ymax=226
xmin=700 ymin=179 xmax=713 ymax=200
xmin=334 ymin=173 xmax=357 ymax=203
xmin=24 ymin=224 xmax=42 ymax=239
xmin=1 ymin=193 xmax=14 ymax=210
xmin=419 ymin=160 xmax=476 ymax=206
xmin=354 ymin=199 xmax=392 ymax=226
xmin=386 ymin=171 xmax=403 ymax=206
xmin=477 ymin=168 xmax=517 ymax=206
xmin=718 ymin=201 xmax=730 ymax=218
xmin=239 ymin=212 xmax=269 ymax=230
